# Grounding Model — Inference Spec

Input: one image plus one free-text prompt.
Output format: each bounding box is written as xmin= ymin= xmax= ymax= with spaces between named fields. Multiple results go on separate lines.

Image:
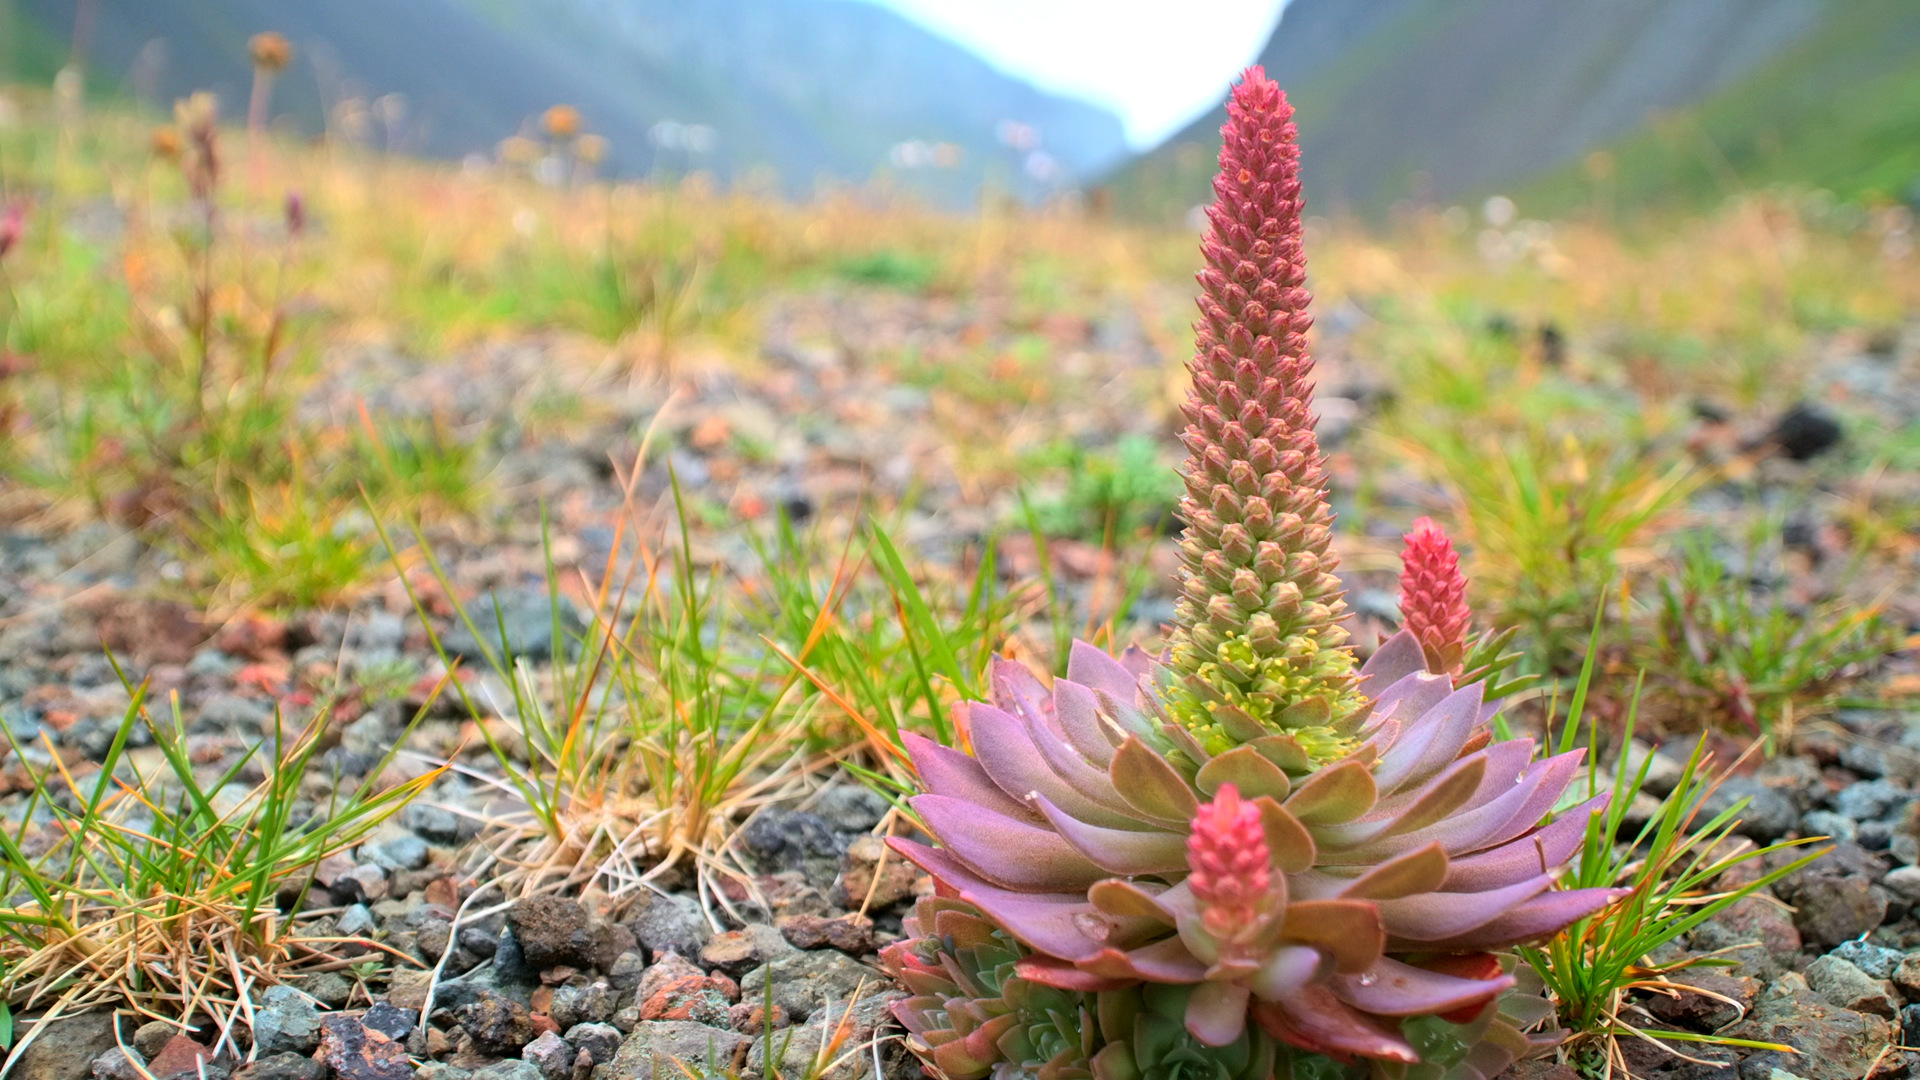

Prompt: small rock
xmin=316 ymin=1016 xmax=410 ymax=1080
xmin=362 ymin=827 xmax=429 ymax=873
xmin=1642 ymin=971 xmax=1757 ymax=1032
xmin=640 ymin=976 xmax=734 ymax=1027
xmin=1623 ymin=740 xmax=1685 ymax=797
xmin=442 ymin=591 xmax=586 ymax=662
xmin=625 ymin=893 xmax=710 ymax=960
xmin=607 ymin=949 xmax=647 ymax=990
xmin=470 ymin=1063 xmax=543 ymax=1080
xmin=231 ymin=1054 xmax=326 ymax=1080
xmin=145 ymin=1036 xmax=213 ymax=1080
xmin=294 ymin=972 xmax=353 ymax=1010
xmin=131 ymin=1022 xmax=176 ymax=1061
xmin=1891 ymin=953 xmax=1920 ymax=997
xmin=402 ymin=803 xmax=463 ymax=844
xmin=597 ymin=1020 xmax=749 ymax=1080
xmin=700 ymin=924 xmax=792 ymax=976
xmin=193 ymin=694 xmax=271 ymax=736
xmin=509 ymin=897 xmax=606 ymax=970
xmin=813 ymin=787 xmax=891 ymax=832
xmin=454 ymin=990 xmax=537 ymax=1055
xmin=563 ymin=1023 xmax=621 ymax=1066
xmin=1723 ymin=973 xmax=1893 ymax=1080
xmin=637 ymin=952 xmax=706 ymax=1002
xmin=1776 ymin=844 xmax=1890 ymax=949
xmin=360 ymin=1002 xmax=415 ymax=1042
xmin=1806 ymin=955 xmax=1901 ymax=1017
xmin=833 ymin=834 xmax=917 ymax=909
xmin=740 ymin=948 xmax=881 ymax=1022
xmin=1702 ymin=777 xmax=1799 ymax=843
xmin=1689 ymin=896 xmax=1801 ymax=979
xmin=1835 ymin=780 xmax=1913 ymax=823
xmin=337 ymin=903 xmax=378 ymax=937
xmin=1830 ymin=939 xmax=1903 ymax=979
xmin=1768 ymin=403 xmax=1843 ymax=461
xmin=776 ymin=912 xmax=875 ymax=954
xmin=89 ymin=1049 xmax=146 ymax=1080
xmin=549 ymin=980 xmax=616 ymax=1029
xmin=728 ymin=1003 xmax=788 ymax=1034
xmin=251 ymin=985 xmax=322 ymax=1055
xmin=738 ymin=809 xmax=843 ymax=877
xmin=521 ymin=1031 xmax=574 ymax=1080
xmin=1804 ymin=810 xmax=1859 ymax=844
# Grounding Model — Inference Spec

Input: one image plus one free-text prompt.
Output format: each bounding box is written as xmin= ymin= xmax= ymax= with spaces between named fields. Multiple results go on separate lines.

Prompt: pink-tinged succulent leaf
xmin=1371 ymin=681 xmax=1485 ymax=792
xmin=1440 ymin=793 xmax=1607 ymax=892
xmin=1068 ymin=641 xmax=1143 ymax=711
xmin=1247 ymin=944 xmax=1325 ymax=1000
xmin=1253 ymin=988 xmax=1420 ymax=1063
xmin=1328 ymin=842 xmax=1450 ymax=901
xmin=1010 ymin=956 xmax=1135 ymax=992
xmin=1312 ymin=755 xmax=1488 ymax=849
xmin=1464 ymin=749 xmax=1591 ymax=853
xmin=1020 ymin=692 xmax=1147 ymax=816
xmin=1332 ymin=955 xmax=1514 ymax=1017
xmin=1358 ymin=629 xmax=1428 ymax=690
xmin=911 ymin=794 xmax=1110 ymax=890
xmin=1034 ymin=794 xmax=1192 ymax=876
xmin=1398 ymin=887 xmax=1629 ymax=952
xmin=968 ymin=703 xmax=1144 ymax=830
xmin=1187 ymin=981 xmax=1252 ymax=1047
xmin=904 ymin=732 xmax=1044 ymax=824
xmin=888 ymin=838 xmax=1109 ymax=961
xmin=931 ymin=1012 xmax=1019 ymax=1078
xmin=1110 ymin=736 xmax=1200 ymax=824
xmin=1364 ymin=672 xmax=1453 ymax=738
xmin=1276 ymin=899 xmax=1384 ymax=973
xmin=1374 ymin=874 xmax=1558 ymax=941
xmin=1196 ymin=745 xmax=1293 ymax=801
xmin=1052 ymin=678 xmax=1119 ymax=767
xmin=1078 ymin=937 xmax=1212 ymax=983
xmin=1247 ymin=733 xmax=1314 ymax=774
xmin=1253 ymin=796 xmax=1316 ymax=873
xmin=1330 ymin=750 xmax=1579 ymax=864
xmin=1284 ymin=759 xmax=1376 ymax=825
xmin=1088 ymin=879 xmax=1178 ymax=924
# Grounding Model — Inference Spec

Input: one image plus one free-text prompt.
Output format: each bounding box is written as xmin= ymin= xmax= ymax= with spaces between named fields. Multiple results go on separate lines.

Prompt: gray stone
xmin=1641 ymin=971 xmax=1756 ymax=1033
xmin=1623 ymin=740 xmax=1686 ymax=797
xmin=294 ymin=972 xmax=352 ymax=1009
xmin=626 ymin=892 xmax=711 ymax=960
xmin=89 ymin=1049 xmax=146 ymax=1080
xmin=550 ymin=980 xmax=617 ymax=1029
xmin=1805 ymin=955 xmax=1900 ymax=1017
xmin=1803 ymin=810 xmax=1858 ymax=844
xmin=565 ymin=1023 xmax=622 ymax=1066
xmin=442 ymin=591 xmax=587 ymax=662
xmin=1835 ymin=780 xmax=1913 ymax=823
xmin=607 ymin=950 xmax=647 ymax=991
xmin=599 ymin=1021 xmax=749 ymax=1080
xmin=232 ymin=1053 xmax=326 ymax=1080
xmin=1722 ymin=973 xmax=1894 ymax=1080
xmin=739 ymin=949 xmax=881 ymax=1023
xmin=403 ymin=803 xmax=463 ymax=843
xmin=192 ymin=694 xmax=271 ymax=736
xmin=812 ymin=787 xmax=890 ymax=833
xmin=742 ymin=991 xmax=904 ymax=1080
xmin=522 ymin=1031 xmax=574 ymax=1080
xmin=359 ymin=1002 xmax=415 ymax=1042
xmin=470 ymin=1063 xmax=543 ymax=1080
xmin=131 ymin=1022 xmax=175 ymax=1060
xmin=738 ymin=809 xmax=844 ymax=877
xmin=1775 ymin=843 xmax=1890 ymax=949
xmin=362 ymin=826 xmax=429 ymax=872
xmin=251 ymin=984 xmax=322 ymax=1055
xmin=337 ymin=903 xmax=377 ymax=937
xmin=1829 ymin=939 xmax=1903 ymax=979
xmin=414 ymin=1066 xmax=472 ymax=1080
xmin=17 ymin=1011 xmax=120 ymax=1080
xmin=1703 ymin=778 xmax=1799 ymax=842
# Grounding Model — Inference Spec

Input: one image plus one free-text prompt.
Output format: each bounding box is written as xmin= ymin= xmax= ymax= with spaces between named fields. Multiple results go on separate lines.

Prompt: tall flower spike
xmin=1400 ymin=517 xmax=1473 ymax=677
xmin=1165 ymin=67 xmax=1358 ymax=765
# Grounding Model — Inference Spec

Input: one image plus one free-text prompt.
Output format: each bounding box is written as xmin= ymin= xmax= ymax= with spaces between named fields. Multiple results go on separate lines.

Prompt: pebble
xmin=316 ymin=1017 xmax=410 ymax=1080
xmin=521 ymin=1031 xmax=573 ymax=1080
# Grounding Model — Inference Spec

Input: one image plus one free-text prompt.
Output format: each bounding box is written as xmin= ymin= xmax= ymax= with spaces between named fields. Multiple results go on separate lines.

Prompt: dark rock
xmin=231 ymin=1054 xmax=326 ymax=1080
xmin=739 ymin=809 xmax=844 ymax=877
xmin=563 ymin=1023 xmax=621 ymax=1067
xmin=359 ymin=1002 xmax=415 ymax=1042
xmin=1835 ymin=780 xmax=1914 ymax=823
xmin=493 ymin=925 xmax=541 ymax=982
xmin=131 ymin=1022 xmax=175 ymax=1061
xmin=1775 ymin=843 xmax=1890 ymax=949
xmin=17 ymin=1011 xmax=120 ymax=1080
xmin=251 ymin=985 xmax=322 ymax=1056
xmin=442 ymin=591 xmax=586 ymax=662
xmin=1722 ymin=973 xmax=1894 ymax=1080
xmin=776 ymin=912 xmax=875 ymax=954
xmin=1830 ymin=939 xmax=1903 ymax=979
xmin=454 ymin=990 xmax=537 ymax=1056
xmin=549 ymin=980 xmax=616 ymax=1029
xmin=317 ymin=1016 xmax=410 ymax=1080
xmin=1702 ymin=777 xmax=1799 ymax=842
xmin=812 ymin=788 xmax=890 ymax=833
xmin=89 ymin=1050 xmax=146 ymax=1080
xmin=1689 ymin=895 xmax=1801 ymax=979
xmin=625 ymin=893 xmax=710 ymax=960
xmin=597 ymin=1021 xmax=749 ymax=1080
xmin=509 ymin=897 xmax=606 ymax=970
xmin=607 ymin=950 xmax=647 ymax=990
xmin=1806 ymin=954 xmax=1901 ymax=1017
xmin=293 ymin=972 xmax=352 ymax=1010
xmin=1769 ymin=403 xmax=1843 ymax=461
xmin=1642 ymin=971 xmax=1757 ymax=1032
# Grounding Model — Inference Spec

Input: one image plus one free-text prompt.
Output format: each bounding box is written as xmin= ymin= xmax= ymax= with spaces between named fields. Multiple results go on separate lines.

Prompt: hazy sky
xmin=867 ymin=0 xmax=1289 ymax=148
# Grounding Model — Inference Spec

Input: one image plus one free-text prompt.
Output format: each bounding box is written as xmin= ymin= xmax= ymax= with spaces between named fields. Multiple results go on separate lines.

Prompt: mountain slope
xmin=6 ymin=0 xmax=1129 ymax=204
xmin=1119 ymin=0 xmax=1855 ymax=219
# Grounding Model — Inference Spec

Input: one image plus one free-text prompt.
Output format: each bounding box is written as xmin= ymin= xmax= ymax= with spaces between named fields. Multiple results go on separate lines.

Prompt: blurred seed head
xmin=173 ymin=93 xmax=222 ymax=200
xmin=284 ymin=192 xmax=305 ymax=237
xmin=249 ymin=32 xmax=293 ymax=73
xmin=150 ymin=125 xmax=183 ymax=160
xmin=543 ymin=104 xmax=581 ymax=139
xmin=497 ymin=136 xmax=540 ymax=165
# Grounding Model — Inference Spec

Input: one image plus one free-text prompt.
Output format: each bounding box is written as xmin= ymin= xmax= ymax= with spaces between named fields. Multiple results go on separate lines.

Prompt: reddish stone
xmin=146 ymin=1036 xmax=214 ymax=1080
xmin=640 ymin=975 xmax=733 ymax=1027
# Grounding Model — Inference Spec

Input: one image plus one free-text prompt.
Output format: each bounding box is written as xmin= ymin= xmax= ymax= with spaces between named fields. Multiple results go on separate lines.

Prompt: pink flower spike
xmin=1399 ymin=517 xmax=1472 ymax=676
xmin=1187 ymin=783 xmax=1272 ymax=941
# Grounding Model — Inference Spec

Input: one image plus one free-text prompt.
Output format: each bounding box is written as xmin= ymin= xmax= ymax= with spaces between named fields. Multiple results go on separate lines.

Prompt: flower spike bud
xmin=1399 ymin=517 xmax=1472 ymax=677
xmin=1166 ymin=66 xmax=1357 ymax=762
xmin=1187 ymin=784 xmax=1273 ymax=945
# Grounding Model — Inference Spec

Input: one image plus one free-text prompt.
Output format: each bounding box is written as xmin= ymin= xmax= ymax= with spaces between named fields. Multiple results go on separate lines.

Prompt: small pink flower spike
xmin=1399 ymin=517 xmax=1472 ymax=676
xmin=0 ymin=204 xmax=24 ymax=260
xmin=1187 ymin=783 xmax=1271 ymax=942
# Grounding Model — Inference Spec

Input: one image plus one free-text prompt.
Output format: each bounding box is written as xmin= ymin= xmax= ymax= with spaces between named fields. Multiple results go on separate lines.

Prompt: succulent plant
xmin=892 ymin=632 xmax=1618 ymax=1070
xmin=1162 ymin=67 xmax=1356 ymax=764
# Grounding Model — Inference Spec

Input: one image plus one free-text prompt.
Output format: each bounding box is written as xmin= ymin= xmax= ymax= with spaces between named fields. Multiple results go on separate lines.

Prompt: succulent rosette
xmin=890 ymin=633 xmax=1618 ymax=1071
